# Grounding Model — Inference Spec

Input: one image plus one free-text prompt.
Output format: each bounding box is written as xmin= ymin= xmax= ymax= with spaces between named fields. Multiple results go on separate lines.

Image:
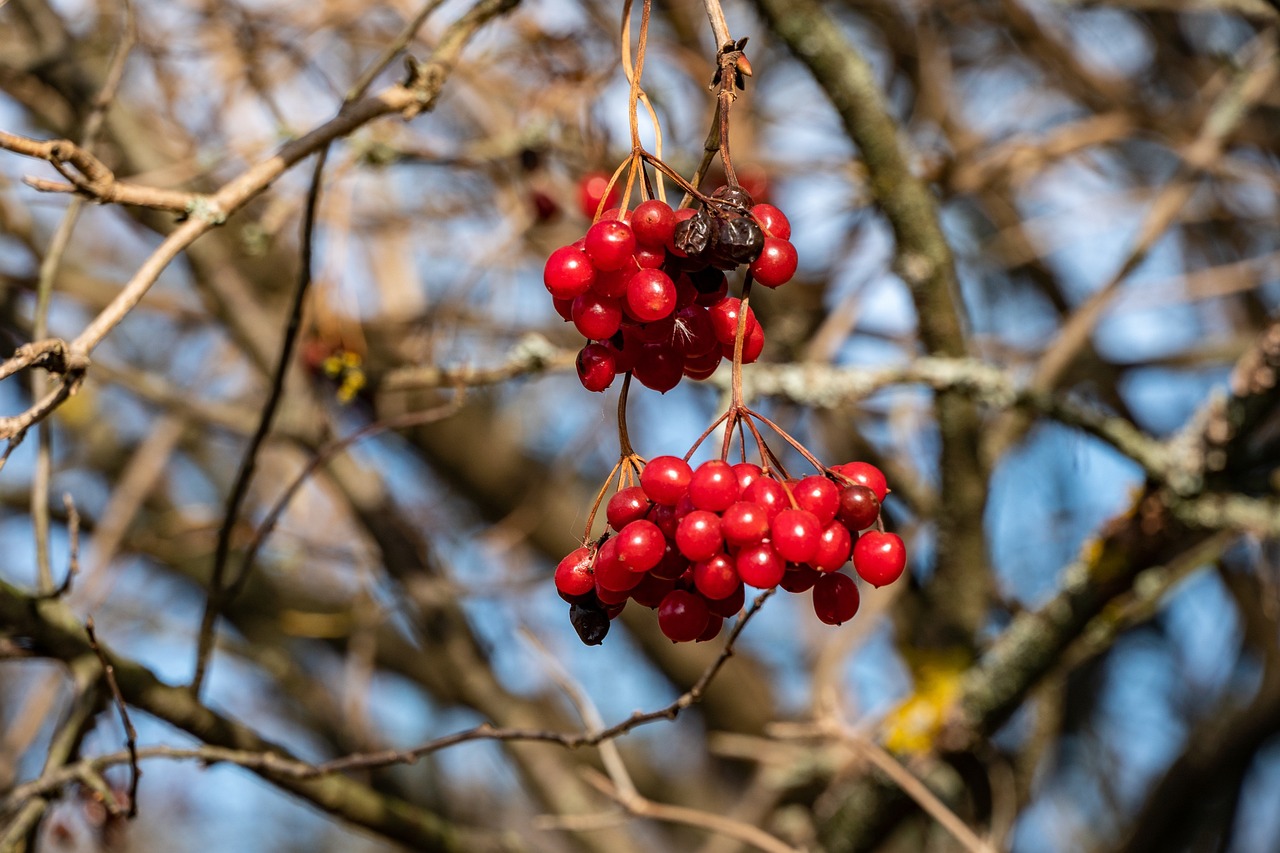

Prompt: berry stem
xmin=617 ymin=370 xmax=636 ymax=458
xmin=744 ymin=407 xmax=826 ymax=473
xmin=683 ymin=408 xmax=732 ymax=462
xmin=584 ymin=458 xmax=625 ymax=540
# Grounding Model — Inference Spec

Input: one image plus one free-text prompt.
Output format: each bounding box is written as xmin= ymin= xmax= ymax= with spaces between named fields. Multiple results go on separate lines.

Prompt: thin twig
xmin=84 ymin=618 xmax=139 ymax=818
xmin=190 ymin=147 xmax=330 ymax=697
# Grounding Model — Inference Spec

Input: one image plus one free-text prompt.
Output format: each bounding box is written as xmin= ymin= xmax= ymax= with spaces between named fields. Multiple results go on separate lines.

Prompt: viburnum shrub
xmin=547 ymin=1 xmax=904 ymax=645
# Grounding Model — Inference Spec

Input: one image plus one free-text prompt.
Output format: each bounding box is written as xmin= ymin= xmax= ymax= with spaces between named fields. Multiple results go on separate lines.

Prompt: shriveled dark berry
xmin=673 ymin=209 xmax=715 ymax=256
xmin=569 ymin=601 xmax=610 ymax=645
xmin=711 ymin=185 xmax=754 ymax=209
xmin=711 ymin=215 xmax=764 ymax=266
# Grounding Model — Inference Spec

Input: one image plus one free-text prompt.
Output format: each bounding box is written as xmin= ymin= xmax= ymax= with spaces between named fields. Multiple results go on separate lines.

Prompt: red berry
xmin=732 ymin=463 xmax=763 ymax=492
xmin=595 ymin=580 xmax=631 ymax=606
xmin=696 ymin=614 xmax=725 ymax=642
xmin=629 ymin=572 xmax=676 ymax=608
xmin=552 ymin=295 xmax=574 ymax=322
xmin=575 ymin=343 xmax=617 ymax=392
xmin=594 ymin=538 xmax=643 ymax=591
xmin=832 ymin=462 xmax=889 ymax=503
xmin=693 ymin=553 xmax=739 ymax=599
xmin=749 ymin=238 xmax=798 ymax=288
xmin=632 ymin=199 xmax=677 ymax=248
xmin=633 ymin=314 xmax=676 ymax=344
xmin=681 ymin=348 xmax=722 ymax=381
xmin=554 ymin=546 xmax=595 ymax=600
xmin=770 ymin=508 xmax=822 ymax=564
xmin=658 ymin=590 xmax=710 ymax=642
xmin=585 ymin=220 xmax=637 ymax=271
xmin=673 ymin=306 xmax=718 ymax=357
xmin=811 ymin=521 xmax=853 ymax=572
xmin=616 ymin=519 xmax=665 ymax=572
xmin=837 ymin=485 xmax=880 ymax=531
xmin=720 ymin=320 xmax=765 ymax=364
xmin=721 ymin=501 xmax=769 ymax=547
xmin=626 ymin=269 xmax=677 ymax=322
xmin=578 ymin=172 xmax=619 ymax=219
xmin=853 ymin=532 xmax=907 ymax=587
xmin=635 ymin=246 xmax=666 ymax=269
xmin=813 ymin=572 xmax=860 ymax=625
xmin=650 ymin=541 xmax=690 ymax=580
xmin=607 ymin=486 xmax=649 ymax=531
xmin=648 ymin=503 xmax=680 ymax=539
xmin=736 ymin=542 xmax=786 ymax=589
xmin=688 ymin=460 xmax=740 ymax=512
xmin=750 ymin=203 xmax=791 ymax=240
xmin=779 ymin=564 xmax=821 ymax=593
xmin=707 ymin=297 xmax=759 ymax=346
xmin=676 ymin=510 xmax=724 ymax=561
xmin=641 ymin=456 xmax=693 ymax=505
xmin=593 ymin=266 xmax=635 ymax=299
xmin=632 ymin=343 xmax=684 ymax=393
xmin=706 ymin=581 xmax=745 ymax=617
xmin=572 ymin=293 xmax=622 ymax=340
xmin=742 ymin=476 xmax=787 ymax=521
xmin=794 ymin=476 xmax=840 ymax=526
xmin=544 ymin=246 xmax=596 ymax=299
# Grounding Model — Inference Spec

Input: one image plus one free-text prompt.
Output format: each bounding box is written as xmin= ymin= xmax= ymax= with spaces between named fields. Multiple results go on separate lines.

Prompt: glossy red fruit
xmin=572 ymin=293 xmax=622 ymax=340
xmin=707 ymin=297 xmax=759 ymax=346
xmin=650 ymin=541 xmax=690 ymax=580
xmin=853 ymin=531 xmax=906 ymax=587
xmin=593 ymin=538 xmax=643 ymax=591
xmin=811 ymin=521 xmax=853 ymax=572
xmin=554 ymin=546 xmax=595 ymax=599
xmin=658 ymin=590 xmax=710 ymax=642
xmin=634 ymin=246 xmax=666 ymax=269
xmin=632 ymin=343 xmax=684 ymax=393
xmin=688 ymin=460 xmax=740 ymax=512
xmin=552 ymin=296 xmax=574 ymax=322
xmin=592 ymin=266 xmax=634 ymax=299
xmin=641 ymin=456 xmax=693 ymax=505
xmin=832 ymin=461 xmax=889 ymax=502
xmin=750 ymin=203 xmax=791 ymax=240
xmin=631 ymin=199 xmax=677 ymax=248
xmin=718 ymin=318 xmax=765 ymax=364
xmin=626 ymin=269 xmax=677 ymax=322
xmin=837 ymin=484 xmax=880 ymax=531
xmin=673 ymin=306 xmax=718 ymax=357
xmin=813 ymin=572 xmax=860 ymax=625
xmin=732 ymin=463 xmax=763 ymax=492
xmin=770 ymin=509 xmax=822 ymax=564
xmin=629 ymin=572 xmax=677 ymax=608
xmin=676 ymin=510 xmax=724 ymax=562
xmin=544 ymin=246 xmax=596 ymax=298
xmin=696 ymin=613 xmax=725 ymax=642
xmin=794 ymin=476 xmax=840 ymax=526
xmin=693 ymin=553 xmax=739 ymax=600
xmin=779 ymin=564 xmax=821 ymax=593
xmin=616 ymin=520 xmax=665 ymax=572
xmin=749 ymin=238 xmax=798 ymax=288
xmin=585 ymin=220 xmax=637 ymax=271
xmin=742 ymin=476 xmax=787 ymax=521
xmin=736 ymin=542 xmax=786 ymax=589
xmin=681 ymin=348 xmax=722 ymax=380
xmin=706 ymin=581 xmax=745 ymax=617
xmin=575 ymin=343 xmax=617 ymax=392
xmin=607 ymin=486 xmax=650 ymax=531
xmin=578 ymin=172 xmax=619 ymax=219
xmin=720 ymin=501 xmax=770 ymax=547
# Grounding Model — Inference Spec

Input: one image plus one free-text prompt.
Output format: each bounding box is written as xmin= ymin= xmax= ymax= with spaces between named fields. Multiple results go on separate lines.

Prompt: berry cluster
xmin=555 ymin=457 xmax=906 ymax=645
xmin=543 ymin=191 xmax=796 ymax=395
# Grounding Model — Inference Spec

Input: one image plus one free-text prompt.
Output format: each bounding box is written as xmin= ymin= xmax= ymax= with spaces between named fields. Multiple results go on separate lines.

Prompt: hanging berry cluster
xmin=546 ymin=1 xmax=906 ymax=645
xmin=556 ymin=456 xmax=906 ymax=645
xmin=546 ymin=190 xmax=796 ymax=394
